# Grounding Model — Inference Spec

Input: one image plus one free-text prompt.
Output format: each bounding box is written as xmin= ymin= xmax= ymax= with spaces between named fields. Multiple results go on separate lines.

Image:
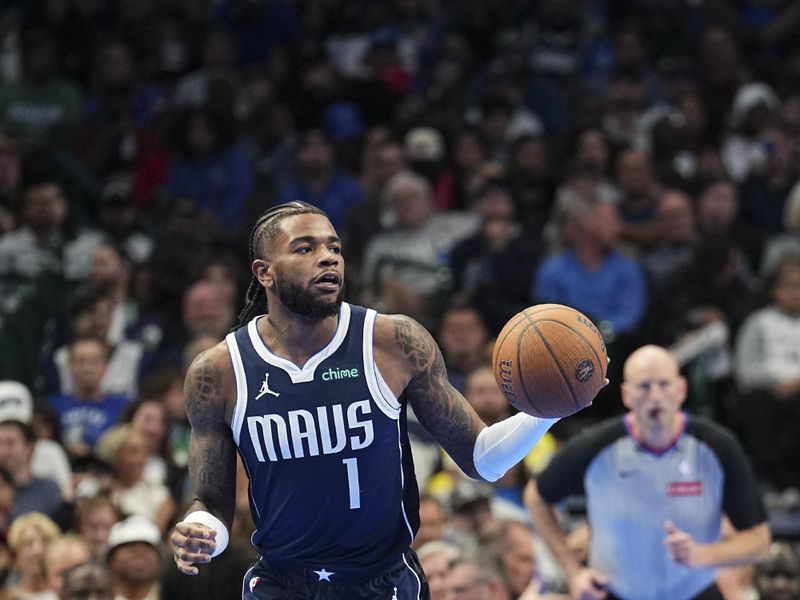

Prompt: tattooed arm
xmin=377 ymin=313 xmax=560 ymax=483
xmin=170 ymin=343 xmax=238 ymax=575
xmin=381 ymin=314 xmax=487 ymax=478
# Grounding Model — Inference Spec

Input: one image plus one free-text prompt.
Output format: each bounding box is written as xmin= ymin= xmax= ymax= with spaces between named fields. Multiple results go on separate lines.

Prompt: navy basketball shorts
xmin=241 ymin=550 xmax=430 ymax=600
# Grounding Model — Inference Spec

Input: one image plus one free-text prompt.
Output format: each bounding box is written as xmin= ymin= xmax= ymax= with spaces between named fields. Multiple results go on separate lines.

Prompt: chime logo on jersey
xmin=321 ymin=366 xmax=360 ymax=381
xmin=246 ymin=398 xmax=374 ymax=461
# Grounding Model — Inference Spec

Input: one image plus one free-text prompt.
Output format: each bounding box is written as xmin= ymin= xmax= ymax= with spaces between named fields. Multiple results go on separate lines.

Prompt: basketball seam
xmin=528 ymin=318 xmax=606 ymax=378
xmin=522 ymin=313 xmax=581 ymax=411
xmin=493 ymin=313 xmax=529 ymax=370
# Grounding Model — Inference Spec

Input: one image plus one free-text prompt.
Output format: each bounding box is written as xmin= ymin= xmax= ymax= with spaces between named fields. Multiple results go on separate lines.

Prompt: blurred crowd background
xmin=0 ymin=0 xmax=799 ymax=598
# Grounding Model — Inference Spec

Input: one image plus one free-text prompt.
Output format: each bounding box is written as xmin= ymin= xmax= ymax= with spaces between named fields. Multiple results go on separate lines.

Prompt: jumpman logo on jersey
xmin=255 ymin=372 xmax=280 ymax=399
xmin=313 ymin=568 xmax=335 ymax=582
xmin=392 ymin=587 xmax=398 ymax=600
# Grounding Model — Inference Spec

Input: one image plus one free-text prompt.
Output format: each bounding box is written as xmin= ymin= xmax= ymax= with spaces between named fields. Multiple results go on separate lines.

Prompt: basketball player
xmin=525 ymin=345 xmax=770 ymax=600
xmin=169 ymin=202 xmax=599 ymax=599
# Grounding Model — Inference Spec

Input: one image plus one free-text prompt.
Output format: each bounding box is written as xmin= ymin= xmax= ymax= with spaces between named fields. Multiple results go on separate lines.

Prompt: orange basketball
xmin=492 ymin=304 xmax=608 ymax=418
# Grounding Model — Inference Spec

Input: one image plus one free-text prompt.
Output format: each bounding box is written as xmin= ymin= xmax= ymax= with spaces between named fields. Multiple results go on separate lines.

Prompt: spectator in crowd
xmin=343 ymin=138 xmax=407 ymax=285
xmin=74 ymin=495 xmax=119 ymax=561
xmin=0 ymin=178 xmax=102 ymax=296
xmin=60 ymin=561 xmax=114 ymax=600
xmin=437 ymin=303 xmax=491 ymax=393
xmin=418 ymin=540 xmax=460 ymax=600
xmin=47 ymin=336 xmax=129 ymax=458
xmin=124 ymin=398 xmax=169 ymax=486
xmin=738 ymin=122 xmax=798 ymax=239
xmin=0 ymin=27 xmax=81 ymax=150
xmin=156 ymin=279 xmax=236 ymax=370
xmin=45 ymin=283 xmax=146 ymax=399
xmin=0 ymin=381 xmax=72 ymax=502
xmin=478 ymin=519 xmax=543 ymax=599
xmin=172 ymin=29 xmax=241 ymax=112
xmin=449 ymin=179 xmax=540 ymax=333
xmin=6 ymin=512 xmax=61 ymax=600
xmin=760 ymin=180 xmax=800 ymax=278
xmin=104 ymin=516 xmax=162 ymax=600
xmin=445 ymin=556 xmax=512 ymax=600
xmin=78 ymin=37 xmax=166 ymax=179
xmin=360 ymin=171 xmax=478 ymax=328
xmin=94 ymin=177 xmax=154 ymax=266
xmin=612 ymin=148 xmax=663 ymax=249
xmin=526 ymin=345 xmax=770 ymax=600
xmin=275 ymin=127 xmax=365 ymax=231
xmin=721 ymin=82 xmax=781 ymax=185
xmin=42 ymin=535 xmax=91 ymax=599
xmin=0 ymin=415 xmax=61 ymax=520
xmin=641 ymin=189 xmax=698 ymax=290
xmin=100 ymin=427 xmax=173 ymax=534
xmin=753 ymin=542 xmax=800 ymax=600
xmin=164 ymin=106 xmax=253 ymax=236
xmin=532 ymin=197 xmax=648 ymax=340
xmin=508 ymin=135 xmax=554 ymax=237
xmin=414 ymin=494 xmax=447 ymax=550
xmin=695 ymin=178 xmax=763 ymax=274
xmin=733 ymin=254 xmax=800 ymax=490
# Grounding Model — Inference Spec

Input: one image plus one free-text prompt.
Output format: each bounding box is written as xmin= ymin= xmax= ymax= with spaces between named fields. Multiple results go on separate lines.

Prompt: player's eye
xmin=329 ymin=246 xmax=341 ymax=254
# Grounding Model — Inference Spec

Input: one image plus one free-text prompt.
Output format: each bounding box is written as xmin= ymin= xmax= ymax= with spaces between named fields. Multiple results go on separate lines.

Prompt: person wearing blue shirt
xmin=48 ymin=336 xmax=129 ymax=457
xmin=276 ymin=128 xmax=365 ymax=230
xmin=532 ymin=199 xmax=648 ymax=337
xmin=164 ymin=107 xmax=253 ymax=235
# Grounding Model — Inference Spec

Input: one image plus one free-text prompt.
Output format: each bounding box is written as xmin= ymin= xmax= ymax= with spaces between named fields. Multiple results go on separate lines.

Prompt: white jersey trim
xmin=247 ymin=303 xmax=352 ymax=384
xmin=225 ymin=332 xmax=249 ymax=445
xmin=396 ymin=418 xmax=416 ymax=552
xmin=363 ymin=309 xmax=401 ymax=420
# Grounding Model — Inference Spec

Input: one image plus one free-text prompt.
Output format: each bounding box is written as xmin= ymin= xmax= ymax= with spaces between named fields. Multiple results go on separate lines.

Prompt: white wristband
xmin=473 ymin=413 xmax=559 ymax=482
xmin=184 ymin=511 xmax=229 ymax=558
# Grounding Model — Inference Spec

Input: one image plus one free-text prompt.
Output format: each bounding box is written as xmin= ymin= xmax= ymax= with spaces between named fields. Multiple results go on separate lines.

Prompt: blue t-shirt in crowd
xmin=48 ymin=393 xmax=129 ymax=448
xmin=532 ymin=249 xmax=648 ymax=334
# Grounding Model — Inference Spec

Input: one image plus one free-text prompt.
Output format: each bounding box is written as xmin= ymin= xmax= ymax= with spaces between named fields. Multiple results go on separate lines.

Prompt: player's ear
xmin=252 ymin=259 xmax=274 ymax=287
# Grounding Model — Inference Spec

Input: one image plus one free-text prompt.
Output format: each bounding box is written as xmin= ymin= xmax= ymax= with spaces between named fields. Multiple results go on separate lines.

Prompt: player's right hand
xmin=170 ymin=521 xmax=218 ymax=575
xmin=569 ymin=568 xmax=610 ymax=600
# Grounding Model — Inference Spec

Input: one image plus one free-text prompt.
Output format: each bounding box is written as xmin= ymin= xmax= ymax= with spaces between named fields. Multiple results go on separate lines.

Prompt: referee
xmin=525 ymin=345 xmax=770 ymax=600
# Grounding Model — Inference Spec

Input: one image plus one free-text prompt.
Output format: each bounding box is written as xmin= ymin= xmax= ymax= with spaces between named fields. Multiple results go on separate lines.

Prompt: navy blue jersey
xmin=225 ymin=303 xmax=420 ymax=576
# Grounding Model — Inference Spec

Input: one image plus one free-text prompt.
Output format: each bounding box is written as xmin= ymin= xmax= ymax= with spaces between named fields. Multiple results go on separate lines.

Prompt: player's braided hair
xmin=236 ymin=201 xmax=327 ymax=327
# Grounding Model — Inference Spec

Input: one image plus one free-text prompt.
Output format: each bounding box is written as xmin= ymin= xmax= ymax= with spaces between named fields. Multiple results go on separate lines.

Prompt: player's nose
xmin=319 ymin=250 xmax=340 ymax=266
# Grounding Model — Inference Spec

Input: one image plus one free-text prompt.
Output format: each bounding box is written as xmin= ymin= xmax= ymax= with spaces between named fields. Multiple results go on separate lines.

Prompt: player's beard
xmin=275 ymin=275 xmax=344 ymax=321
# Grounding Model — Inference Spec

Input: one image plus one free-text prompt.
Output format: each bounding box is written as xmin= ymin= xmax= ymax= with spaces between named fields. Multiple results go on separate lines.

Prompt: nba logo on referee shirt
xmin=249 ymin=576 xmax=262 ymax=593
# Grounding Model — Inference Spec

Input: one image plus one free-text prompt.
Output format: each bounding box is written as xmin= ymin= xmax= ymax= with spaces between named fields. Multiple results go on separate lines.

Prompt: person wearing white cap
xmin=105 ymin=515 xmax=162 ymax=600
xmin=0 ymin=380 xmax=73 ymax=501
xmin=0 ymin=381 xmax=62 ymax=519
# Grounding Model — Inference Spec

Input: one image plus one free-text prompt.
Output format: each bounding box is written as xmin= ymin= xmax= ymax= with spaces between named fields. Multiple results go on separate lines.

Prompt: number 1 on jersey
xmin=342 ymin=457 xmax=361 ymax=509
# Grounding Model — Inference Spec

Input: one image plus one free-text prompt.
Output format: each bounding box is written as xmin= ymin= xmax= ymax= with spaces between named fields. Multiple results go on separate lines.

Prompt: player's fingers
xmin=174 ymin=521 xmax=216 ymax=539
xmin=176 ymin=541 xmax=215 ymax=562
xmin=663 ymin=519 xmax=677 ymax=534
xmin=174 ymin=555 xmax=200 ymax=576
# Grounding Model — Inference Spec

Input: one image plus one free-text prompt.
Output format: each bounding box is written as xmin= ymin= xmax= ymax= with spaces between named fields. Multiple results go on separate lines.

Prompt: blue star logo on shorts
xmin=313 ymin=568 xmax=335 ymax=582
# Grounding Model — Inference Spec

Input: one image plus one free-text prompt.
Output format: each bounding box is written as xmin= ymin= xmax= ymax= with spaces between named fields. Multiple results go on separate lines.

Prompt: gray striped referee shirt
xmin=536 ymin=413 xmax=766 ymax=600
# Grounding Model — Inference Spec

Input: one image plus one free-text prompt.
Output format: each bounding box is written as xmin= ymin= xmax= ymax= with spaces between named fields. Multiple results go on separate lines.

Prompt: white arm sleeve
xmin=472 ymin=413 xmax=559 ymax=482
